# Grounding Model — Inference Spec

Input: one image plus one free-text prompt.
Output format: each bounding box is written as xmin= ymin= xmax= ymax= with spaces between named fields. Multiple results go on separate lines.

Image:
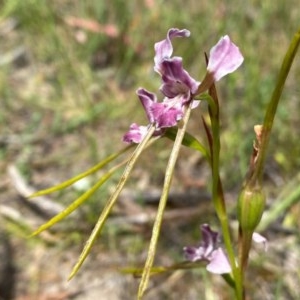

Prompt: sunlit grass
xmin=1 ymin=0 xmax=300 ymax=232
xmin=1 ymin=1 xmax=300 ymax=298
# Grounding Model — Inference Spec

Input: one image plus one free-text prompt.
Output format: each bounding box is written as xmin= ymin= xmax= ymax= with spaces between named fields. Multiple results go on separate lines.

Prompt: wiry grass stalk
xmin=138 ymin=103 xmax=193 ymax=299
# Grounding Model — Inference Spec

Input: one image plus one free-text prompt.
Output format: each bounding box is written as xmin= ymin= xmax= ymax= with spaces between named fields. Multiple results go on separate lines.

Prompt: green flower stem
xmin=198 ymin=93 xmax=218 ymax=118
xmin=138 ymin=103 xmax=193 ymax=299
xmin=250 ymin=27 xmax=300 ymax=186
xmin=209 ymin=98 xmax=243 ymax=299
xmin=238 ymin=230 xmax=253 ymax=276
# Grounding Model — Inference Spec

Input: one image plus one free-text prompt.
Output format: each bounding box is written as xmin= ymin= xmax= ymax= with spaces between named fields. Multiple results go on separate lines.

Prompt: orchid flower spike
xmin=124 ymin=30 xmax=244 ymax=143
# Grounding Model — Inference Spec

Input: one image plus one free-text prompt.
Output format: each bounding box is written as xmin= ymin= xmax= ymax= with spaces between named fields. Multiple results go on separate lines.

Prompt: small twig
xmin=8 ymin=165 xmax=64 ymax=218
xmin=109 ymin=205 xmax=211 ymax=226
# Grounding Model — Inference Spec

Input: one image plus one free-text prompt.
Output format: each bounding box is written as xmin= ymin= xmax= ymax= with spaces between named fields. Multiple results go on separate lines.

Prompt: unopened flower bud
xmin=237 ymin=185 xmax=266 ymax=232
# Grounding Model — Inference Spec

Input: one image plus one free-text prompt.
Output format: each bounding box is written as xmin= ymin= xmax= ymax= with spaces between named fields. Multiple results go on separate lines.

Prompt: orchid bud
xmin=237 ymin=185 xmax=266 ymax=232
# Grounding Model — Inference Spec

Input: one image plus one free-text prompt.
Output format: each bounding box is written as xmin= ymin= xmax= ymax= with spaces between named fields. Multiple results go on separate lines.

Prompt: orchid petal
xmin=200 ymin=224 xmax=219 ymax=254
xmin=160 ymin=57 xmax=200 ymax=99
xmin=184 ymin=224 xmax=231 ymax=274
xmin=151 ymin=100 xmax=183 ymax=128
xmin=184 ymin=224 xmax=220 ymax=262
xmin=207 ymin=35 xmax=244 ymax=81
xmin=154 ymin=28 xmax=190 ymax=73
xmin=136 ymin=88 xmax=184 ymax=129
xmin=253 ymin=232 xmax=268 ymax=251
xmin=136 ymin=88 xmax=158 ymax=123
xmin=206 ymin=248 xmax=232 ymax=274
xmin=183 ymin=245 xmax=205 ymax=262
xmin=123 ymin=123 xmax=148 ymax=144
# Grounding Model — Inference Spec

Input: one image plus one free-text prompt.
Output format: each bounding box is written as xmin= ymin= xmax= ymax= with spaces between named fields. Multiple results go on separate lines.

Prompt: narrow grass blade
xmin=258 ymin=174 xmax=300 ymax=231
xmin=250 ymin=27 xmax=300 ymax=184
xmin=122 ymin=261 xmax=206 ymax=276
xmin=30 ymin=161 xmax=127 ymax=237
xmin=29 ymin=145 xmax=133 ymax=198
xmin=68 ymin=126 xmax=156 ymax=280
xmin=201 ymin=116 xmax=213 ymax=158
xmin=138 ymin=105 xmax=193 ymax=299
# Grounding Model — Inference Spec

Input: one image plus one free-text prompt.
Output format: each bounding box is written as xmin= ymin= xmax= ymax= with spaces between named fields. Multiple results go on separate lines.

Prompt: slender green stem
xmin=210 ymin=119 xmax=243 ymax=300
xmin=208 ymin=92 xmax=243 ymax=299
xmin=250 ymin=28 xmax=300 ymax=186
xmin=198 ymin=93 xmax=218 ymax=117
xmin=220 ymin=217 xmax=243 ymax=300
xmin=138 ymin=103 xmax=193 ymax=299
xmin=69 ymin=125 xmax=156 ymax=280
xmin=238 ymin=230 xmax=253 ymax=276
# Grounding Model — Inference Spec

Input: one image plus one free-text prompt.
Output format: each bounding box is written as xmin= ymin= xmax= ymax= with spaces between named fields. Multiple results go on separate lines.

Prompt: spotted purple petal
xmin=160 ymin=57 xmax=199 ymax=100
xmin=183 ymin=224 xmax=219 ymax=262
xmin=136 ymin=87 xmax=186 ymax=129
xmin=200 ymin=224 xmax=219 ymax=254
xmin=151 ymin=98 xmax=184 ymax=128
xmin=122 ymin=123 xmax=149 ymax=144
xmin=136 ymin=88 xmax=158 ymax=123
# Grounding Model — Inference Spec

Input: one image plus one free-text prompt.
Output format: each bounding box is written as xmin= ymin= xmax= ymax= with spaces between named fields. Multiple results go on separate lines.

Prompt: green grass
xmin=1 ymin=1 xmax=300 ymax=299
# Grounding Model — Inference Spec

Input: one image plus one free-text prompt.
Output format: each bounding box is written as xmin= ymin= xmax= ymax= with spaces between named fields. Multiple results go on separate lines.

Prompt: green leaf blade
xmin=165 ymin=128 xmax=209 ymax=160
xmin=30 ymin=162 xmax=126 ymax=237
xmin=29 ymin=145 xmax=132 ymax=198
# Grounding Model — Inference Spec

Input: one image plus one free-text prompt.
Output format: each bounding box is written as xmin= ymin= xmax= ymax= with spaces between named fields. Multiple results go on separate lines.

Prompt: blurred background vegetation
xmin=1 ymin=0 xmax=300 ymax=299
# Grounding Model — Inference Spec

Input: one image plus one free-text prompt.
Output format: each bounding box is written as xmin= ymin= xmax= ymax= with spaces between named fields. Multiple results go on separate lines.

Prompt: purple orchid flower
xmin=123 ymin=88 xmax=172 ymax=144
xmin=160 ymin=57 xmax=200 ymax=101
xmin=122 ymin=87 xmax=184 ymax=144
xmin=197 ymin=35 xmax=244 ymax=94
xmin=183 ymin=224 xmax=232 ymax=274
xmin=137 ymin=88 xmax=184 ymax=128
xmin=154 ymin=28 xmax=200 ymax=101
xmin=122 ymin=123 xmax=149 ymax=144
xmin=154 ymin=28 xmax=190 ymax=74
xmin=123 ymin=29 xmax=244 ymax=143
xmin=122 ymin=122 xmax=164 ymax=144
